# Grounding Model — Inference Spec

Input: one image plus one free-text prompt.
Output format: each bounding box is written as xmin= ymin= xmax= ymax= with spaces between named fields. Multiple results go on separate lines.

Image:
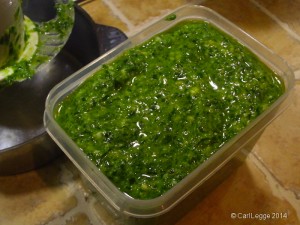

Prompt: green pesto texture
xmin=55 ymin=20 xmax=285 ymax=200
xmin=35 ymin=1 xmax=74 ymax=38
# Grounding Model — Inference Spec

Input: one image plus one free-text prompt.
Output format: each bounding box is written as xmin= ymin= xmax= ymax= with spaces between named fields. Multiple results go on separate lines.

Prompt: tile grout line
xmin=101 ymin=0 xmax=135 ymax=32
xmin=250 ymin=0 xmax=300 ymax=43
xmin=249 ymin=152 xmax=300 ymax=220
xmin=45 ymin=164 xmax=103 ymax=225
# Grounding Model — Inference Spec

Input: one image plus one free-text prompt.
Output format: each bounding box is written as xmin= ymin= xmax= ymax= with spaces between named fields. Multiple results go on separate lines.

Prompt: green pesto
xmin=55 ymin=20 xmax=285 ymax=200
xmin=165 ymin=13 xmax=177 ymax=21
xmin=35 ymin=1 xmax=74 ymax=38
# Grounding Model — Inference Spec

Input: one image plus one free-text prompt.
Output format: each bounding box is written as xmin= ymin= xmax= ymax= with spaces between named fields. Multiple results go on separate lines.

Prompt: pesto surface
xmin=55 ymin=20 xmax=284 ymax=199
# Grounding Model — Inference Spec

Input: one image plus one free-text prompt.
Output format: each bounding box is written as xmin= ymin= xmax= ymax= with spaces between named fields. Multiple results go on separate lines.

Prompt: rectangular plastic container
xmin=44 ymin=4 xmax=294 ymax=225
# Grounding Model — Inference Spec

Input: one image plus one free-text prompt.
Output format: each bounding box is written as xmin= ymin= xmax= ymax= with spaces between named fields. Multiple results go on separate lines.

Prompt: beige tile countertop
xmin=1 ymin=0 xmax=300 ymax=224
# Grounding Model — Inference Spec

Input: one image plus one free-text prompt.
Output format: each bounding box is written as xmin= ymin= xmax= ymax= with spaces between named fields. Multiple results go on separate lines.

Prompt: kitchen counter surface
xmin=1 ymin=0 xmax=300 ymax=224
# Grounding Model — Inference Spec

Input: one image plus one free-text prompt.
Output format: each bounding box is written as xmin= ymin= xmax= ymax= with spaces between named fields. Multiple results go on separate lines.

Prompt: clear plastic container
xmin=44 ymin=4 xmax=295 ymax=225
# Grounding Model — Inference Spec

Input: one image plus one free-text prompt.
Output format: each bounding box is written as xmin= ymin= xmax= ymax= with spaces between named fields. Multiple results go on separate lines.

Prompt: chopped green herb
xmin=165 ymin=13 xmax=177 ymax=21
xmin=55 ymin=20 xmax=284 ymax=200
